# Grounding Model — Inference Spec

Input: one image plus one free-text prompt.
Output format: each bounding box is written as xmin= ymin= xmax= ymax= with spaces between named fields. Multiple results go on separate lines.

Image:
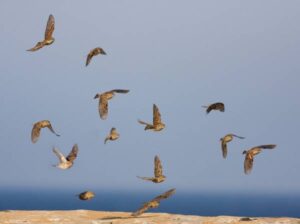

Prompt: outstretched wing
xmin=244 ymin=154 xmax=253 ymax=174
xmin=153 ymin=188 xmax=176 ymax=202
xmin=137 ymin=176 xmax=154 ymax=181
xmin=31 ymin=123 xmax=41 ymax=143
xmin=221 ymin=141 xmax=227 ymax=159
xmin=232 ymin=134 xmax=245 ymax=139
xmin=99 ymin=94 xmax=108 ymax=120
xmin=86 ymin=51 xmax=94 ymax=66
xmin=46 ymin=123 xmax=60 ymax=136
xmin=112 ymin=89 xmax=130 ymax=94
xmin=154 ymin=155 xmax=163 ymax=177
xmin=132 ymin=202 xmax=152 ymax=217
xmin=45 ymin=14 xmax=55 ymax=40
xmin=153 ymin=104 xmax=162 ymax=125
xmin=66 ymin=144 xmax=79 ymax=162
xmin=27 ymin=41 xmax=45 ymax=52
xmin=256 ymin=144 xmax=276 ymax=150
xmin=53 ymin=148 xmax=67 ymax=163
xmin=138 ymin=120 xmax=150 ymax=126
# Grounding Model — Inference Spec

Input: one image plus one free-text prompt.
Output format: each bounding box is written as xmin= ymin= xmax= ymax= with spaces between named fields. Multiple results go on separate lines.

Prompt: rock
xmin=0 ymin=210 xmax=299 ymax=224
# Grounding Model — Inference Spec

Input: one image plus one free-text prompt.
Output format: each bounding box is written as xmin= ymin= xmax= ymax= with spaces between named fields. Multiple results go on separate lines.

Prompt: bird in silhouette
xmin=137 ymin=155 xmax=166 ymax=183
xmin=220 ymin=134 xmax=245 ymax=158
xmin=104 ymin=127 xmax=119 ymax=144
xmin=27 ymin=14 xmax=55 ymax=51
xmin=86 ymin=47 xmax=106 ymax=66
xmin=132 ymin=188 xmax=176 ymax=216
xmin=52 ymin=144 xmax=79 ymax=170
xmin=78 ymin=191 xmax=95 ymax=200
xmin=138 ymin=104 xmax=165 ymax=131
xmin=202 ymin=102 xmax=225 ymax=114
xmin=94 ymin=89 xmax=129 ymax=120
xmin=31 ymin=120 xmax=60 ymax=143
xmin=243 ymin=144 xmax=276 ymax=174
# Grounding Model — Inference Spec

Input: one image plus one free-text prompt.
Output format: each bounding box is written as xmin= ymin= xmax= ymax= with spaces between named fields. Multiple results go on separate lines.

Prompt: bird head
xmin=242 ymin=150 xmax=247 ymax=154
xmin=94 ymin=93 xmax=100 ymax=99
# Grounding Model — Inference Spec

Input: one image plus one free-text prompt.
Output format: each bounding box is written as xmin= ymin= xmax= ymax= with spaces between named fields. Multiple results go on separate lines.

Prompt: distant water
xmin=0 ymin=189 xmax=299 ymax=218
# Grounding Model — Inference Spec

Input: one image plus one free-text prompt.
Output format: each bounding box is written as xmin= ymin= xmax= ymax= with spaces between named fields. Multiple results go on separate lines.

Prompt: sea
xmin=0 ymin=189 xmax=299 ymax=218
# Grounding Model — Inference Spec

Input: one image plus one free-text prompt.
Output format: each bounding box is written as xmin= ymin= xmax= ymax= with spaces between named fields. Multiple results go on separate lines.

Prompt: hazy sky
xmin=0 ymin=0 xmax=300 ymax=194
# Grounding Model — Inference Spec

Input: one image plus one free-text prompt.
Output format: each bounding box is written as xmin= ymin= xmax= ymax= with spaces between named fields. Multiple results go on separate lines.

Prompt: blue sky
xmin=0 ymin=1 xmax=300 ymax=194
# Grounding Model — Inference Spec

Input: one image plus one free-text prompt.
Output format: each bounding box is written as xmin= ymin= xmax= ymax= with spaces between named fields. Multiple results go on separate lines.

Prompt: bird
xmin=94 ymin=89 xmax=129 ymax=120
xmin=31 ymin=120 xmax=60 ymax=143
xmin=220 ymin=134 xmax=245 ymax=158
xmin=243 ymin=144 xmax=276 ymax=174
xmin=78 ymin=191 xmax=95 ymax=200
xmin=104 ymin=127 xmax=120 ymax=144
xmin=132 ymin=188 xmax=176 ymax=216
xmin=86 ymin=47 xmax=106 ymax=66
xmin=137 ymin=155 xmax=166 ymax=183
xmin=27 ymin=14 xmax=55 ymax=51
xmin=202 ymin=102 xmax=225 ymax=114
xmin=138 ymin=104 xmax=165 ymax=131
xmin=52 ymin=144 xmax=79 ymax=170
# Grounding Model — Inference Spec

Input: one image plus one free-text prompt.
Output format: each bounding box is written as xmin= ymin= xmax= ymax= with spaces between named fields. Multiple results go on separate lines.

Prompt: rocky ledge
xmin=0 ymin=210 xmax=299 ymax=224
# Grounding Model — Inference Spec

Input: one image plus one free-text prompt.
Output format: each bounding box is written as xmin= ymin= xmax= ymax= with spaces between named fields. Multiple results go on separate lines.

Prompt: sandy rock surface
xmin=0 ymin=210 xmax=299 ymax=224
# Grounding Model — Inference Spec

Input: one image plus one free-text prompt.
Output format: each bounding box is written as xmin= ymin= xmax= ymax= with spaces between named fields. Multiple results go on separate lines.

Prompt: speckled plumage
xmin=137 ymin=155 xmax=166 ymax=183
xmin=86 ymin=47 xmax=106 ymax=66
xmin=220 ymin=134 xmax=245 ymax=158
xmin=52 ymin=144 xmax=79 ymax=170
xmin=31 ymin=120 xmax=60 ymax=143
xmin=138 ymin=104 xmax=165 ymax=131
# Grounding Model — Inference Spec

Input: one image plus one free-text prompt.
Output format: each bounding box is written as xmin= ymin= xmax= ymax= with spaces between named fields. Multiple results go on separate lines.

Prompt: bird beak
xmin=102 ymin=51 xmax=107 ymax=55
xmin=94 ymin=94 xmax=99 ymax=99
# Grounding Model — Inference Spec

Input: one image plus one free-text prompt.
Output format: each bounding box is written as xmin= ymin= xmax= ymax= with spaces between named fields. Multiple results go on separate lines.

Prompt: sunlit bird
xmin=202 ymin=102 xmax=225 ymax=114
xmin=52 ymin=144 xmax=79 ymax=170
xmin=31 ymin=120 xmax=60 ymax=143
xmin=86 ymin=47 xmax=106 ymax=66
xmin=27 ymin=14 xmax=55 ymax=51
xmin=104 ymin=127 xmax=120 ymax=144
xmin=94 ymin=89 xmax=129 ymax=120
xmin=138 ymin=104 xmax=165 ymax=131
xmin=220 ymin=134 xmax=245 ymax=158
xmin=243 ymin=144 xmax=276 ymax=174
xmin=78 ymin=191 xmax=95 ymax=200
xmin=132 ymin=188 xmax=176 ymax=216
xmin=137 ymin=155 xmax=166 ymax=183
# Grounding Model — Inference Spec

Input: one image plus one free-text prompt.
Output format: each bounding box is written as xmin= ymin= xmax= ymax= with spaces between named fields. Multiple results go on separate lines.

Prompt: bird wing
xmin=154 ymin=155 xmax=163 ymax=177
xmin=53 ymin=148 xmax=67 ymax=163
xmin=153 ymin=104 xmax=162 ymax=125
xmin=216 ymin=102 xmax=225 ymax=112
xmin=221 ymin=141 xmax=227 ymax=159
xmin=44 ymin=14 xmax=55 ymax=40
xmin=138 ymin=120 xmax=150 ymax=126
xmin=86 ymin=50 xmax=95 ymax=66
xmin=244 ymin=153 xmax=254 ymax=174
xmin=66 ymin=144 xmax=79 ymax=162
xmin=137 ymin=176 xmax=154 ymax=181
xmin=132 ymin=201 xmax=152 ymax=216
xmin=31 ymin=122 xmax=41 ymax=143
xmin=232 ymin=134 xmax=245 ymax=139
xmin=205 ymin=104 xmax=215 ymax=114
xmin=112 ymin=89 xmax=130 ymax=94
xmin=256 ymin=144 xmax=276 ymax=150
xmin=27 ymin=41 xmax=46 ymax=52
xmin=46 ymin=123 xmax=60 ymax=136
xmin=99 ymin=94 xmax=108 ymax=120
xmin=153 ymin=188 xmax=176 ymax=202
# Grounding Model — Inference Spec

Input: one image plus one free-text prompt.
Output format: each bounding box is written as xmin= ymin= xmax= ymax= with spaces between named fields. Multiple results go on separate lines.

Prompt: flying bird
xmin=132 ymin=188 xmax=176 ymax=216
xmin=86 ymin=47 xmax=106 ymax=66
xmin=243 ymin=144 xmax=276 ymax=174
xmin=31 ymin=120 xmax=60 ymax=143
xmin=27 ymin=14 xmax=55 ymax=51
xmin=137 ymin=155 xmax=166 ymax=183
xmin=220 ymin=134 xmax=245 ymax=158
xmin=138 ymin=104 xmax=165 ymax=131
xmin=202 ymin=102 xmax=225 ymax=114
xmin=104 ymin=127 xmax=120 ymax=144
xmin=52 ymin=144 xmax=79 ymax=170
xmin=78 ymin=191 xmax=95 ymax=200
xmin=94 ymin=89 xmax=129 ymax=120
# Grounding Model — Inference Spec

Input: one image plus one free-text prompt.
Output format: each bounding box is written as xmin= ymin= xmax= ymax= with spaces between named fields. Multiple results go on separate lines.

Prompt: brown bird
xmin=52 ymin=144 xmax=79 ymax=170
xmin=104 ymin=127 xmax=120 ymax=144
xmin=243 ymin=144 xmax=276 ymax=174
xmin=86 ymin=47 xmax=106 ymax=66
xmin=138 ymin=104 xmax=165 ymax=131
xmin=78 ymin=191 xmax=95 ymax=200
xmin=94 ymin=89 xmax=129 ymax=120
xmin=31 ymin=120 xmax=60 ymax=143
xmin=202 ymin=102 xmax=225 ymax=114
xmin=137 ymin=155 xmax=166 ymax=183
xmin=27 ymin=14 xmax=55 ymax=51
xmin=132 ymin=188 xmax=176 ymax=216
xmin=220 ymin=134 xmax=245 ymax=158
